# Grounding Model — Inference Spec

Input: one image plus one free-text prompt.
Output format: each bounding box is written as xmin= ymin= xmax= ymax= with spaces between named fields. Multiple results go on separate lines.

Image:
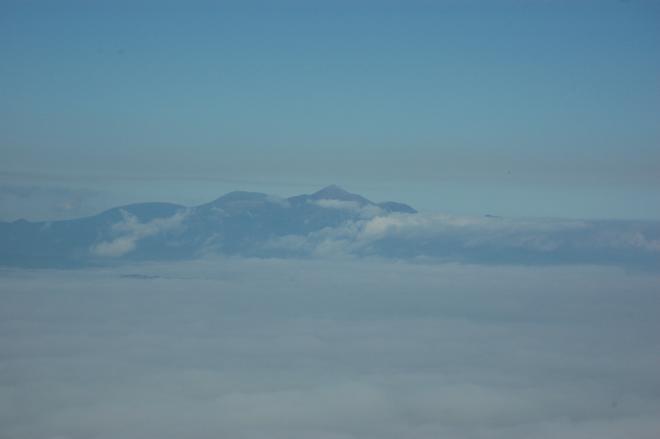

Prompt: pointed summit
xmin=310 ymin=185 xmax=372 ymax=205
xmin=313 ymin=185 xmax=349 ymax=198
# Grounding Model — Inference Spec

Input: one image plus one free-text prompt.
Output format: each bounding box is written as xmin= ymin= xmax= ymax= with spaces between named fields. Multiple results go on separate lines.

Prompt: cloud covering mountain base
xmin=2 ymin=186 xmax=658 ymax=270
xmin=2 ymin=259 xmax=660 ymax=438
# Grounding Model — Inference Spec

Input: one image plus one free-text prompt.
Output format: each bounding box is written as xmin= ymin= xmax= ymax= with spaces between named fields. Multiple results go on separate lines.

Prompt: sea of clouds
xmin=257 ymin=212 xmax=660 ymax=270
xmin=2 ymin=257 xmax=660 ymax=438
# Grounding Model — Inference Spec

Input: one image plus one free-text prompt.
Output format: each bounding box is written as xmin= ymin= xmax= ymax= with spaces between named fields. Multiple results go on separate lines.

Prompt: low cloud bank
xmin=2 ymin=259 xmax=660 ymax=438
xmin=263 ymin=213 xmax=660 ymax=268
xmin=91 ymin=209 xmax=189 ymax=257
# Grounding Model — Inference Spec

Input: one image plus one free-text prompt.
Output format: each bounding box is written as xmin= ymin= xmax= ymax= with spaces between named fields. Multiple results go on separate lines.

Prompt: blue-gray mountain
xmin=1 ymin=185 xmax=659 ymax=269
xmin=0 ymin=186 xmax=412 ymax=267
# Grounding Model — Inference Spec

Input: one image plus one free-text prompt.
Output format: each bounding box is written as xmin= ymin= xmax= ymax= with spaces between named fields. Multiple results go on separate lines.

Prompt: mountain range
xmin=2 ymin=184 xmax=659 ymax=270
xmin=0 ymin=185 xmax=416 ymax=267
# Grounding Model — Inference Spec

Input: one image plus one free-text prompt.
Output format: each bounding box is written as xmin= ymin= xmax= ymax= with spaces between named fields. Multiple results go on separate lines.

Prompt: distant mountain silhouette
xmin=0 ymin=186 xmax=416 ymax=267
xmin=3 ymin=185 xmax=658 ymax=270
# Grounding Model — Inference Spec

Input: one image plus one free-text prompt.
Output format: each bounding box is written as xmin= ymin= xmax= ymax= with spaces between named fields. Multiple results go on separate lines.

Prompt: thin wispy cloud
xmin=91 ymin=209 xmax=190 ymax=257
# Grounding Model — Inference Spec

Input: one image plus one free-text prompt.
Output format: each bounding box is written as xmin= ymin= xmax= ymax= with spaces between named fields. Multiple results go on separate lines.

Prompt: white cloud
xmin=91 ymin=235 xmax=137 ymax=257
xmin=312 ymin=199 xmax=384 ymax=219
xmin=90 ymin=209 xmax=189 ymax=257
xmin=263 ymin=213 xmax=660 ymax=267
xmin=2 ymin=259 xmax=659 ymax=438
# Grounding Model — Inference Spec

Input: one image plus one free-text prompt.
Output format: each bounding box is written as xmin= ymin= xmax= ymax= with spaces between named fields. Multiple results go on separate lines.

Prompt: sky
xmin=1 ymin=0 xmax=660 ymax=219
xmin=2 ymin=259 xmax=660 ymax=438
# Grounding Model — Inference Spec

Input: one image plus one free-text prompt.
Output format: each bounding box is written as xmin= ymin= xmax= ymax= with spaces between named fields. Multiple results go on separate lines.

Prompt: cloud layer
xmin=91 ymin=209 xmax=189 ymax=257
xmin=263 ymin=213 xmax=660 ymax=268
xmin=2 ymin=259 xmax=660 ymax=438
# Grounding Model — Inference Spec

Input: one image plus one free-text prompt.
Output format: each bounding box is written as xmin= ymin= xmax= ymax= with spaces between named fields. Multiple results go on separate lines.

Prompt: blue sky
xmin=1 ymin=0 xmax=659 ymax=219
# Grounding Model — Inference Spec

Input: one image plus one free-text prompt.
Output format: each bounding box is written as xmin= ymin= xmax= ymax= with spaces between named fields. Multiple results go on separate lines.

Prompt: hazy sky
xmin=2 ymin=0 xmax=659 ymax=219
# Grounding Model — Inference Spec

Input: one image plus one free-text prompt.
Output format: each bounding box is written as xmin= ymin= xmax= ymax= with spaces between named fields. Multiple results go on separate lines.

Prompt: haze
xmin=2 ymin=0 xmax=660 ymax=219
xmin=2 ymin=1 xmax=660 ymax=438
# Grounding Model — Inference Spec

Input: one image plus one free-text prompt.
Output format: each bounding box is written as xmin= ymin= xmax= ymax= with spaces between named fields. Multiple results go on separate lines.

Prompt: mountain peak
xmin=311 ymin=185 xmax=371 ymax=204
xmin=313 ymin=184 xmax=349 ymax=197
xmin=0 ymin=185 xmax=420 ymax=267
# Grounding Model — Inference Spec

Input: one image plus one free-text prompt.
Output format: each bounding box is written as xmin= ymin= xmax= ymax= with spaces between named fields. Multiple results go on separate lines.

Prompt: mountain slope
xmin=2 ymin=185 xmax=658 ymax=270
xmin=0 ymin=186 xmax=416 ymax=267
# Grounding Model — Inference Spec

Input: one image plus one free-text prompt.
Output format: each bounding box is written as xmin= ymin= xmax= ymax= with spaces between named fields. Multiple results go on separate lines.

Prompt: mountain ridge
xmin=0 ymin=186 xmax=416 ymax=267
xmin=3 ymin=186 xmax=657 ymax=270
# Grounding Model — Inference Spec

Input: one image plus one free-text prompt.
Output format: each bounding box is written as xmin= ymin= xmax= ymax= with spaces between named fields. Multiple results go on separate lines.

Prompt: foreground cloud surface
xmin=2 ymin=259 xmax=660 ymax=439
